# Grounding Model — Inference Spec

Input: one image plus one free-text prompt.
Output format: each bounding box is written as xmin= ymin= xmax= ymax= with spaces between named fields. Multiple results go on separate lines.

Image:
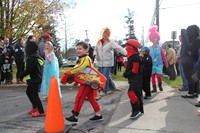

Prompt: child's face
xmin=140 ymin=51 xmax=145 ymax=55
xmin=76 ymin=45 xmax=88 ymax=57
xmin=5 ymin=59 xmax=9 ymax=63
xmin=44 ymin=45 xmax=52 ymax=54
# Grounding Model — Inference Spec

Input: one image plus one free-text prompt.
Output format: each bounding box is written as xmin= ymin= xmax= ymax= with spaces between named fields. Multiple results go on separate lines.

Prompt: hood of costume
xmin=126 ymin=39 xmax=141 ymax=58
xmin=25 ymin=41 xmax=39 ymax=57
xmin=186 ymin=25 xmax=200 ymax=43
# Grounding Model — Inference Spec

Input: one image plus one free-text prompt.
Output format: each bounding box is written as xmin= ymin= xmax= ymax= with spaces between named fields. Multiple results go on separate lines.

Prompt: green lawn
xmin=162 ymin=75 xmax=182 ymax=89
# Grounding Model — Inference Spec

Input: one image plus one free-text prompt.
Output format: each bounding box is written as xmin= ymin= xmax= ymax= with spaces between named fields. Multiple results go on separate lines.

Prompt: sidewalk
xmin=105 ymin=82 xmax=200 ymax=133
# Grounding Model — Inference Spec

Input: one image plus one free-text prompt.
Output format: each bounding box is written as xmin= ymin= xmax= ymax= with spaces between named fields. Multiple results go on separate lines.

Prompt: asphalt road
xmin=0 ymin=82 xmax=128 ymax=133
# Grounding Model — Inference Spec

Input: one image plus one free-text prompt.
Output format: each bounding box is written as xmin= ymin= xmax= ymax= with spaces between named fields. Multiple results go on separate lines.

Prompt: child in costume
xmin=140 ymin=47 xmax=152 ymax=99
xmin=1 ymin=56 xmax=12 ymax=85
xmin=122 ymin=39 xmax=143 ymax=119
xmin=117 ymin=53 xmax=124 ymax=72
xmin=148 ymin=25 xmax=168 ymax=92
xmin=61 ymin=42 xmax=104 ymax=124
xmin=19 ymin=41 xmax=45 ymax=117
xmin=40 ymin=41 xmax=62 ymax=99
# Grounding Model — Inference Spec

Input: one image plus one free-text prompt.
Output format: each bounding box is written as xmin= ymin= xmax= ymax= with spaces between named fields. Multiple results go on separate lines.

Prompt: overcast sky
xmin=57 ymin=0 xmax=200 ymax=49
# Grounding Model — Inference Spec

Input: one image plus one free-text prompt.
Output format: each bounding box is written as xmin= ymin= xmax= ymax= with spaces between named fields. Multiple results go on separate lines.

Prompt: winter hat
xmin=148 ymin=25 xmax=160 ymax=42
xmin=42 ymin=33 xmax=51 ymax=40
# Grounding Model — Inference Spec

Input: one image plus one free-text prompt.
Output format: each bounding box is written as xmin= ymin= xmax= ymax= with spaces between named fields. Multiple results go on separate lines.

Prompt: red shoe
xmin=27 ymin=108 xmax=38 ymax=114
xmin=31 ymin=111 xmax=45 ymax=117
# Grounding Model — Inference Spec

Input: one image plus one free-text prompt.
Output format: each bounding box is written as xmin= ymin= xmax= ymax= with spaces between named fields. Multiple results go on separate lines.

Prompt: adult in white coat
xmin=94 ymin=27 xmax=127 ymax=95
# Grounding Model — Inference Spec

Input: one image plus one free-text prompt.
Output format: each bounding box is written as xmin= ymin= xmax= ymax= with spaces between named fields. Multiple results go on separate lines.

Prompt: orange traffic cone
xmin=44 ymin=76 xmax=65 ymax=132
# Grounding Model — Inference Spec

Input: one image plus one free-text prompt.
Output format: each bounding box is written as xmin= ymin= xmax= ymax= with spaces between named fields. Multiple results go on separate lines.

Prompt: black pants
xmin=117 ymin=62 xmax=123 ymax=72
xmin=168 ymin=64 xmax=176 ymax=80
xmin=4 ymin=72 xmax=11 ymax=81
xmin=15 ymin=59 xmax=25 ymax=79
xmin=26 ymin=83 xmax=44 ymax=113
xmin=142 ymin=75 xmax=151 ymax=97
xmin=182 ymin=63 xmax=199 ymax=94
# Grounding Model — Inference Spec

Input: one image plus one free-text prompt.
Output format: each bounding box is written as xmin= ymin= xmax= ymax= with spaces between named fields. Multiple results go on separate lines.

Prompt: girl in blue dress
xmin=148 ymin=25 xmax=168 ymax=93
xmin=40 ymin=41 xmax=62 ymax=99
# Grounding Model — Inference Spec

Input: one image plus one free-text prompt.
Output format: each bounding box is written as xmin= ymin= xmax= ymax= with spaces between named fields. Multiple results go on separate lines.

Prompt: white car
xmin=61 ymin=59 xmax=69 ymax=67
xmin=67 ymin=56 xmax=79 ymax=67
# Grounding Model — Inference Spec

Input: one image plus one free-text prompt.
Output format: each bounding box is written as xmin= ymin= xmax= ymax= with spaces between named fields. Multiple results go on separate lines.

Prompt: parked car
xmin=67 ymin=56 xmax=78 ymax=67
xmin=61 ymin=59 xmax=69 ymax=67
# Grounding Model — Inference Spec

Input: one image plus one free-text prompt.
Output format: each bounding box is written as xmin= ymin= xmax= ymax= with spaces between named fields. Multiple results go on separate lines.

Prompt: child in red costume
xmin=61 ymin=42 xmax=103 ymax=124
xmin=122 ymin=39 xmax=143 ymax=119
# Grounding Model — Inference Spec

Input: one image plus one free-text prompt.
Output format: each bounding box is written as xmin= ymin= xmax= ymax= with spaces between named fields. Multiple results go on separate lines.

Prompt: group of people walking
xmin=1 ymin=24 xmax=200 ymax=123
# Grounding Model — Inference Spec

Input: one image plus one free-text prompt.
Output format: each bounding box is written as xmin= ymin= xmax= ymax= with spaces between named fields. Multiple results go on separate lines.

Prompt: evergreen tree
xmin=124 ymin=9 xmax=137 ymax=41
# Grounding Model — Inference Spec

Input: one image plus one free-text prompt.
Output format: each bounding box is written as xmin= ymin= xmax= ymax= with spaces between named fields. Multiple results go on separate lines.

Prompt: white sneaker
xmin=99 ymin=91 xmax=105 ymax=96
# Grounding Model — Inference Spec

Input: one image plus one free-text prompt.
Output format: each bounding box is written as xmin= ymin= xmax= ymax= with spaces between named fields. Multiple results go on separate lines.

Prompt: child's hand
xmin=60 ymin=70 xmax=71 ymax=84
xmin=72 ymin=82 xmax=79 ymax=86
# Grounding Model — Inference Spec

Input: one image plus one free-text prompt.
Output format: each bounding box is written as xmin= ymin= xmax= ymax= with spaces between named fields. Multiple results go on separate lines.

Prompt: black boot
xmin=130 ymin=101 xmax=141 ymax=119
xmin=151 ymin=85 xmax=157 ymax=93
xmin=158 ymin=83 xmax=163 ymax=91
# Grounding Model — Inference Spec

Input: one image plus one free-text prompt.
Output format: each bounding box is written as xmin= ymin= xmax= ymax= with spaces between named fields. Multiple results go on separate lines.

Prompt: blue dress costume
xmin=40 ymin=52 xmax=62 ymax=98
xmin=149 ymin=46 xmax=163 ymax=74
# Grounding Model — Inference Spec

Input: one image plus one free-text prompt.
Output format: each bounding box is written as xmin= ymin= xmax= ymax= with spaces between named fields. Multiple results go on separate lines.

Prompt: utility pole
xmin=141 ymin=26 xmax=144 ymax=46
xmin=84 ymin=30 xmax=89 ymax=43
xmin=65 ymin=20 xmax=67 ymax=58
xmin=156 ymin=0 xmax=160 ymax=32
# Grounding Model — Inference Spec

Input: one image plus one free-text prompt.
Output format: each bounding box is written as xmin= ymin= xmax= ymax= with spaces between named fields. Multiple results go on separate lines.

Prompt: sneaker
xmin=159 ymin=86 xmax=163 ymax=91
xmin=65 ymin=115 xmax=78 ymax=124
xmin=179 ymin=88 xmax=188 ymax=91
xmin=89 ymin=115 xmax=104 ymax=122
xmin=31 ymin=111 xmax=45 ymax=117
xmin=144 ymin=96 xmax=151 ymax=100
xmin=130 ymin=111 xmax=141 ymax=119
xmin=113 ymin=88 xmax=122 ymax=91
xmin=193 ymin=93 xmax=198 ymax=98
xmin=181 ymin=94 xmax=194 ymax=99
xmin=27 ymin=108 xmax=38 ymax=115
xmin=107 ymin=91 xmax=113 ymax=94
xmin=195 ymin=102 xmax=200 ymax=107
xmin=99 ymin=91 xmax=106 ymax=96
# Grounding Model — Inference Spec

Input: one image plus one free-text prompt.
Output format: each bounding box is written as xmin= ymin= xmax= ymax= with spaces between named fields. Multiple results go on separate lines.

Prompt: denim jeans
xmin=98 ymin=67 xmax=116 ymax=93
xmin=179 ymin=64 xmax=188 ymax=90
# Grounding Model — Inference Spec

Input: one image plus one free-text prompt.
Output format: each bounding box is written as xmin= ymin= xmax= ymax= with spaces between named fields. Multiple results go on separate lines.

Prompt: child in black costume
xmin=1 ymin=56 xmax=12 ymax=85
xmin=20 ymin=41 xmax=45 ymax=117
xmin=122 ymin=39 xmax=143 ymax=119
xmin=140 ymin=47 xmax=152 ymax=99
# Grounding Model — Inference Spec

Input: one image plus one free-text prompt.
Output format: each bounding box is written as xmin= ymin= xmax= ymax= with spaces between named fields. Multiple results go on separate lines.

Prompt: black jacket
xmin=186 ymin=25 xmax=200 ymax=63
xmin=123 ymin=54 xmax=142 ymax=80
xmin=142 ymin=55 xmax=152 ymax=78
xmin=14 ymin=44 xmax=25 ymax=61
xmin=20 ymin=52 xmax=43 ymax=84
xmin=180 ymin=29 xmax=193 ymax=64
xmin=20 ymin=41 xmax=43 ymax=84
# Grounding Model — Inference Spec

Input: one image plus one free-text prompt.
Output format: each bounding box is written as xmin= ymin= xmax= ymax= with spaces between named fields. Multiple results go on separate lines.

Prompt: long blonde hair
xmin=97 ymin=27 xmax=111 ymax=45
xmin=45 ymin=41 xmax=54 ymax=52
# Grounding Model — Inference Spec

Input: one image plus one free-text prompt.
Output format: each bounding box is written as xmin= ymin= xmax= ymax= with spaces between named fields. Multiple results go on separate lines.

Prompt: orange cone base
xmin=37 ymin=126 xmax=71 ymax=133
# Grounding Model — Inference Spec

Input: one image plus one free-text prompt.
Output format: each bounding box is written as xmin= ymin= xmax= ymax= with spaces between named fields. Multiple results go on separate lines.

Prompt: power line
xmin=160 ymin=2 xmax=200 ymax=9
